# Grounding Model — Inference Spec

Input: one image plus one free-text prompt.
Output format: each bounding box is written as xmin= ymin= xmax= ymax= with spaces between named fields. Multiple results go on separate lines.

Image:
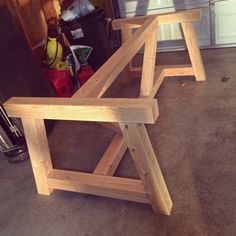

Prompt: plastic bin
xmin=60 ymin=8 xmax=112 ymax=70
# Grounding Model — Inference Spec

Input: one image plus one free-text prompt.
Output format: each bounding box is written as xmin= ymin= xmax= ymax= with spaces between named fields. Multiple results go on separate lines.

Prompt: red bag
xmin=78 ymin=65 xmax=94 ymax=86
xmin=44 ymin=69 xmax=73 ymax=97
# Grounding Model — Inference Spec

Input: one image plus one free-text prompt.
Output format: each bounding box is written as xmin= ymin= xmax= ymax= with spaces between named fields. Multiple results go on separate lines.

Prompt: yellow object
xmin=45 ymin=37 xmax=63 ymax=69
xmin=55 ymin=61 xmax=67 ymax=70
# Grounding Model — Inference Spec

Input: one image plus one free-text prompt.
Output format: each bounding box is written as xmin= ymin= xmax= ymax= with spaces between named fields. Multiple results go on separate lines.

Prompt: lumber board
xmin=93 ymin=132 xmax=127 ymax=176
xmin=4 ymin=97 xmax=159 ymax=124
xmin=47 ymin=169 xmax=150 ymax=204
xmin=131 ymin=64 xmax=194 ymax=78
xmin=120 ymin=123 xmax=172 ymax=215
xmin=22 ymin=118 xmax=53 ymax=195
xmin=73 ymin=16 xmax=158 ymax=99
xmin=121 ymin=28 xmax=133 ymax=84
xmin=140 ymin=26 xmax=158 ymax=97
xmin=163 ymin=64 xmax=194 ymax=76
xmin=112 ymin=8 xmax=201 ymax=30
xmin=149 ymin=69 xmax=166 ymax=99
xmin=181 ymin=22 xmax=206 ymax=81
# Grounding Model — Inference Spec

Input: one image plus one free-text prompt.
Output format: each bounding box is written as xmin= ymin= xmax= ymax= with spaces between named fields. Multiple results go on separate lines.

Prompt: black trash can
xmin=60 ymin=8 xmax=112 ymax=70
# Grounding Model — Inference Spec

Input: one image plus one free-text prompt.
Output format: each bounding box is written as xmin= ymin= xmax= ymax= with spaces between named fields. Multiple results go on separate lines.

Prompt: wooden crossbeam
xmin=47 ymin=169 xmax=150 ymax=204
xmin=4 ymin=97 xmax=159 ymax=124
xmin=130 ymin=64 xmax=194 ymax=78
xmin=93 ymin=132 xmax=127 ymax=176
xmin=163 ymin=64 xmax=194 ymax=76
xmin=112 ymin=8 xmax=201 ymax=30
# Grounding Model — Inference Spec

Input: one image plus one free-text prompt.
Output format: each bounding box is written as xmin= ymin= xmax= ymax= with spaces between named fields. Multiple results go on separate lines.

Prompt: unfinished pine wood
xmin=121 ymin=28 xmax=133 ymax=84
xmin=112 ymin=8 xmax=201 ymax=30
xmin=5 ymin=97 xmax=159 ymax=124
xmin=73 ymin=16 xmax=158 ymax=99
xmin=93 ymin=132 xmax=127 ymax=176
xmin=140 ymin=26 xmax=158 ymax=97
xmin=149 ymin=69 xmax=166 ymax=99
xmin=163 ymin=64 xmax=194 ymax=76
xmin=181 ymin=22 xmax=206 ymax=81
xmin=47 ymin=169 xmax=150 ymax=204
xmin=130 ymin=64 xmax=194 ymax=78
xmin=22 ymin=118 xmax=53 ymax=195
xmin=120 ymin=123 xmax=172 ymax=215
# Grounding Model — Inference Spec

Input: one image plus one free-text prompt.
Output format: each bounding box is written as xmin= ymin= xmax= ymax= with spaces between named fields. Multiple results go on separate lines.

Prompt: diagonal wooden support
xmin=119 ymin=123 xmax=172 ymax=215
xmin=93 ymin=132 xmax=127 ymax=176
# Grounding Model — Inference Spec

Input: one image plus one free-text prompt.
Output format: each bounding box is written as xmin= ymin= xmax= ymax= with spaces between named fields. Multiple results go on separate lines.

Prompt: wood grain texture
xmin=140 ymin=26 xmax=158 ymax=97
xmin=47 ymin=169 xmax=150 ymax=204
xmin=93 ymin=132 xmax=127 ymax=176
xmin=120 ymin=123 xmax=172 ymax=215
xmin=121 ymin=28 xmax=133 ymax=84
xmin=131 ymin=64 xmax=194 ymax=78
xmin=22 ymin=118 xmax=53 ymax=195
xmin=181 ymin=22 xmax=206 ymax=81
xmin=112 ymin=8 xmax=202 ymax=30
xmin=5 ymin=97 xmax=159 ymax=124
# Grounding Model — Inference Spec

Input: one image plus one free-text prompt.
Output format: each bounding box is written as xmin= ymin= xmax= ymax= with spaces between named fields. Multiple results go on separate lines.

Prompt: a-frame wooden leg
xmin=181 ymin=21 xmax=206 ymax=81
xmin=120 ymin=123 xmax=172 ymax=215
xmin=121 ymin=28 xmax=133 ymax=84
xmin=22 ymin=118 xmax=53 ymax=195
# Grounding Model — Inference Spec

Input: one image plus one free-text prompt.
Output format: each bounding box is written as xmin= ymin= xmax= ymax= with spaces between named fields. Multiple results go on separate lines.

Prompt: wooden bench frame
xmin=4 ymin=8 xmax=206 ymax=215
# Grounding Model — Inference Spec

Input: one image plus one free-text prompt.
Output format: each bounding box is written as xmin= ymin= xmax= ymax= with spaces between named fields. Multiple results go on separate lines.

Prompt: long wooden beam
xmin=140 ymin=26 xmax=158 ymax=97
xmin=73 ymin=16 xmax=158 ymax=99
xmin=121 ymin=28 xmax=133 ymax=84
xmin=47 ymin=169 xmax=150 ymax=204
xmin=4 ymin=97 xmax=159 ymax=124
xmin=112 ymin=8 xmax=201 ymax=30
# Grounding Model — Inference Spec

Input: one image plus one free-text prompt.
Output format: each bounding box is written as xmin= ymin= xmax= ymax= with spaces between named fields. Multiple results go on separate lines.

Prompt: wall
xmin=0 ymin=0 xmax=111 ymax=60
xmin=0 ymin=0 xmax=61 ymax=59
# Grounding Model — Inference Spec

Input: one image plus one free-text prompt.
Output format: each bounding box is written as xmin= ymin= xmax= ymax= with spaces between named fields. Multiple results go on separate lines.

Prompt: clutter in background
xmin=61 ymin=0 xmax=95 ymax=21
xmin=0 ymin=104 xmax=28 ymax=163
xmin=43 ymin=0 xmax=112 ymax=98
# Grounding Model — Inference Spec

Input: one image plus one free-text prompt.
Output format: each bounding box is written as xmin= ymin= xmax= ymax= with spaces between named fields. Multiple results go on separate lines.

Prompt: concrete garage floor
xmin=0 ymin=48 xmax=236 ymax=236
